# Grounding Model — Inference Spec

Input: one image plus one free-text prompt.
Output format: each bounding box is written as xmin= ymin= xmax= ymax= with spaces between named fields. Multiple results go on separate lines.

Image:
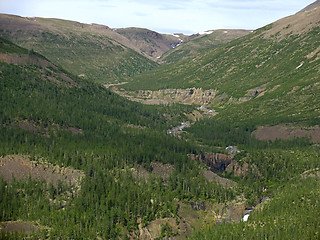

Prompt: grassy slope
xmin=126 ymin=23 xmax=320 ymax=95
xmin=160 ymin=29 xmax=250 ymax=64
xmin=125 ymin=9 xmax=320 ymax=126
xmin=0 ymin=14 xmax=158 ymax=84
xmin=185 ymin=7 xmax=320 ymax=238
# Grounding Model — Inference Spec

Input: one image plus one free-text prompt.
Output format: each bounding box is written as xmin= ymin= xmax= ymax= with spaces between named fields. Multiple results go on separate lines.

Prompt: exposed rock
xmin=190 ymin=201 xmax=206 ymax=211
xmin=0 ymin=155 xmax=84 ymax=189
xmin=190 ymin=152 xmax=258 ymax=178
xmin=203 ymin=170 xmax=236 ymax=188
xmin=226 ymin=161 xmax=259 ymax=177
xmin=146 ymin=31 xmax=163 ymax=40
xmin=131 ymin=162 xmax=174 ymax=181
xmin=237 ymin=83 xmax=269 ymax=103
xmin=189 ymin=153 xmax=232 ymax=173
xmin=114 ymin=88 xmax=219 ymax=106
xmin=137 ymin=217 xmax=178 ymax=240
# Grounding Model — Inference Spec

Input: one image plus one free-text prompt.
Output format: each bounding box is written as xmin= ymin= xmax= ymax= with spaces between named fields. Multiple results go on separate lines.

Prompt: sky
xmin=0 ymin=0 xmax=316 ymax=34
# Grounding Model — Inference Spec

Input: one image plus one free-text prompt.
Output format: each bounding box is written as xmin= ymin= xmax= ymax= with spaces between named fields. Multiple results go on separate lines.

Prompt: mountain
xmin=0 ymin=13 xmax=253 ymax=84
xmin=1 ymin=1 xmax=320 ymax=239
xmin=124 ymin=4 xmax=320 ymax=126
xmin=298 ymin=0 xmax=320 ymax=12
xmin=115 ymin=27 xmax=194 ymax=61
xmin=0 ymin=37 xmax=244 ymax=239
xmin=0 ymin=14 xmax=158 ymax=84
xmin=160 ymin=29 xmax=251 ymax=64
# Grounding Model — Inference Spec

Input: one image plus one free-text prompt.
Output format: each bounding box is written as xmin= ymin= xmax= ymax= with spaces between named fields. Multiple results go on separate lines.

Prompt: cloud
xmin=0 ymin=0 xmax=316 ymax=34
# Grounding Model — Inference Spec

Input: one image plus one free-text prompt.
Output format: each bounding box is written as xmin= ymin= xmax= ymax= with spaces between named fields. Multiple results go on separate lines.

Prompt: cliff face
xmin=190 ymin=153 xmax=259 ymax=177
xmin=189 ymin=153 xmax=232 ymax=172
xmin=115 ymin=88 xmax=219 ymax=106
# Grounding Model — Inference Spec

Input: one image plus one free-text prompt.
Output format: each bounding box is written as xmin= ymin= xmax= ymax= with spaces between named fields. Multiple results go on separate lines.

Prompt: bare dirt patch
xmin=138 ymin=217 xmax=179 ymax=240
xmin=0 ymin=155 xmax=84 ymax=188
xmin=9 ymin=119 xmax=83 ymax=137
xmin=203 ymin=170 xmax=236 ymax=188
xmin=252 ymin=125 xmax=320 ymax=143
xmin=0 ymin=221 xmax=40 ymax=235
xmin=132 ymin=162 xmax=174 ymax=181
xmin=150 ymin=162 xmax=174 ymax=180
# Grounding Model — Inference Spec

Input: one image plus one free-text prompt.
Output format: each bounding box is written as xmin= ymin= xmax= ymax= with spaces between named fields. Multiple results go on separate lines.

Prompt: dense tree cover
xmin=187 ymin=118 xmax=313 ymax=150
xmin=1 ymin=34 xmax=319 ymax=239
xmin=0 ymin=48 xmax=237 ymax=238
xmin=191 ymin=177 xmax=320 ymax=240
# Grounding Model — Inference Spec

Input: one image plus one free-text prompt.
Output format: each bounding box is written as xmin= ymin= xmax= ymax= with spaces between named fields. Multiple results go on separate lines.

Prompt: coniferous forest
xmin=1 ymin=4 xmax=320 ymax=239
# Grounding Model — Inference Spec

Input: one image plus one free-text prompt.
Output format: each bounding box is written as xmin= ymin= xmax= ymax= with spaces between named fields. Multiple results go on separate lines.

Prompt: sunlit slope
xmin=126 ymin=7 xmax=320 ymax=100
xmin=0 ymin=14 xmax=158 ymax=84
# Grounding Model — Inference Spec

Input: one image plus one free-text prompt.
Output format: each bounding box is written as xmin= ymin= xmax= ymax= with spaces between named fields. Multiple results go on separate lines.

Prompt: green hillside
xmin=160 ymin=29 xmax=250 ymax=64
xmin=1 ymin=2 xmax=320 ymax=239
xmin=125 ymin=9 xmax=320 ymax=95
xmin=0 ymin=14 xmax=158 ymax=84
xmin=124 ymin=8 xmax=320 ymax=126
xmin=0 ymin=38 xmax=241 ymax=239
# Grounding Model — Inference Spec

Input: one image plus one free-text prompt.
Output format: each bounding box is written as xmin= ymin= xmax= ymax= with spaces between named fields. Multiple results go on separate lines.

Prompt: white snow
xmin=199 ymin=30 xmax=213 ymax=35
xmin=224 ymin=31 xmax=228 ymax=34
xmin=242 ymin=214 xmax=250 ymax=222
xmin=296 ymin=62 xmax=304 ymax=69
xmin=172 ymin=34 xmax=180 ymax=38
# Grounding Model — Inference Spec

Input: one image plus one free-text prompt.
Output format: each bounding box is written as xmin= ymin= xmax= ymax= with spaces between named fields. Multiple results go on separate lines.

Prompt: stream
xmin=167 ymin=122 xmax=191 ymax=135
xmin=242 ymin=197 xmax=270 ymax=222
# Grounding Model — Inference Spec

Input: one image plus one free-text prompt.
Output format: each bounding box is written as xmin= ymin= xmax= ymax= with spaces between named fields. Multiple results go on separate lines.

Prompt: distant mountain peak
xmin=298 ymin=0 xmax=320 ymax=13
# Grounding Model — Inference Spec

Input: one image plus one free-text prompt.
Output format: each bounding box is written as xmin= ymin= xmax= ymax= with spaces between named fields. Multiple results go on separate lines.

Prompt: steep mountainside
xmin=0 ymin=37 xmax=242 ymax=239
xmin=0 ymin=14 xmax=158 ymax=84
xmin=160 ymin=29 xmax=251 ymax=64
xmin=298 ymin=0 xmax=320 ymax=12
xmin=115 ymin=27 xmax=194 ymax=61
xmin=124 ymin=6 xmax=320 ymax=126
xmin=1 ymin=1 xmax=320 ymax=239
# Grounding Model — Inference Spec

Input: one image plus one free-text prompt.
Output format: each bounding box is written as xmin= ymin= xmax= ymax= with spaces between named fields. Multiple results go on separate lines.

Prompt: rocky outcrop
xmin=115 ymin=88 xmax=219 ymax=106
xmin=190 ymin=153 xmax=259 ymax=178
xmin=146 ymin=31 xmax=162 ymax=40
xmin=226 ymin=161 xmax=259 ymax=177
xmin=189 ymin=153 xmax=232 ymax=173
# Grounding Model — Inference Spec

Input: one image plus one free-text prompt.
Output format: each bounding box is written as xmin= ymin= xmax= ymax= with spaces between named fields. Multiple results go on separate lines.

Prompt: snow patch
xmin=172 ymin=34 xmax=180 ymax=38
xmin=199 ymin=30 xmax=213 ymax=35
xmin=224 ymin=31 xmax=228 ymax=34
xmin=296 ymin=62 xmax=304 ymax=69
xmin=242 ymin=214 xmax=250 ymax=222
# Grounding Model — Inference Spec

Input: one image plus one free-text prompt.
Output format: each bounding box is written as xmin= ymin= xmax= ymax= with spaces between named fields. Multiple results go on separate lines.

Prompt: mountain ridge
xmin=298 ymin=0 xmax=320 ymax=12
